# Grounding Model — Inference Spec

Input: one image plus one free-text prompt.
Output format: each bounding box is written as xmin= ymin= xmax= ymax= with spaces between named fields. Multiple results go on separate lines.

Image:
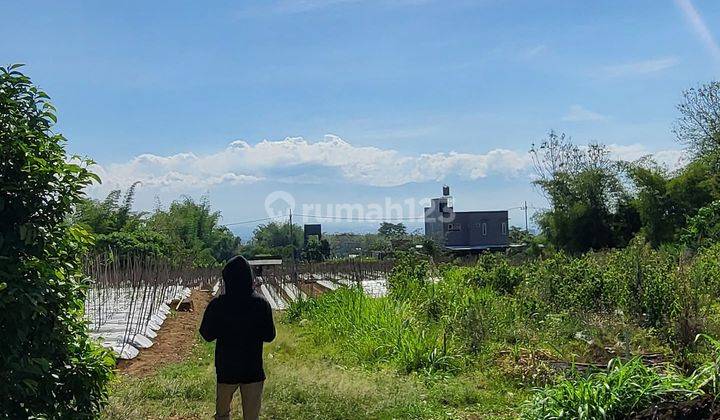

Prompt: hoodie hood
xmin=222 ymin=255 xmax=254 ymax=297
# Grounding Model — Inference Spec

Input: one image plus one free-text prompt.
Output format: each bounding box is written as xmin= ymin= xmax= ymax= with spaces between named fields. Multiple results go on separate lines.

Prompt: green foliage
xmin=387 ymin=252 xmax=430 ymax=302
xmin=523 ymin=335 xmax=720 ymax=419
xmin=435 ymin=267 xmax=522 ymax=353
xmin=514 ymin=238 xmax=686 ymax=332
xmin=531 ymin=132 xmax=639 ymax=253
xmin=508 ymin=226 xmax=532 ymax=245
xmin=628 ymin=160 xmax=716 ymax=246
xmin=378 ymin=222 xmax=407 ymax=238
xmin=72 ymin=186 xmax=177 ymax=258
xmin=74 ymin=189 xmax=239 ymax=265
xmin=0 ymin=64 xmax=114 ymax=418
xmin=325 ymin=232 xmax=391 ymax=258
xmin=72 ymin=183 xmax=145 ymax=235
xmin=149 ymin=197 xmax=239 ymax=265
xmin=521 ymin=358 xmax=706 ymax=419
xmin=474 ymin=253 xmax=526 ymax=294
xmin=531 ymin=114 xmax=719 ymax=252
xmin=94 ymin=229 xmax=174 ymax=257
xmin=286 ymin=287 xmax=462 ymax=374
xmin=302 ymin=236 xmax=330 ymax=262
xmin=682 ymin=200 xmax=720 ymax=249
xmin=243 ymin=221 xmax=302 ymax=260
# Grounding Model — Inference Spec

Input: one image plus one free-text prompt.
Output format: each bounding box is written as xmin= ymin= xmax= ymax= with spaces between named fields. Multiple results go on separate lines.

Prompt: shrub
xmin=0 ymin=64 xmax=114 ymax=418
xmin=475 ymin=253 xmax=526 ymax=294
xmin=517 ymin=252 xmax=607 ymax=314
xmin=682 ymin=200 xmax=720 ymax=249
xmin=387 ymin=252 xmax=430 ymax=302
xmin=604 ymin=238 xmax=679 ymax=328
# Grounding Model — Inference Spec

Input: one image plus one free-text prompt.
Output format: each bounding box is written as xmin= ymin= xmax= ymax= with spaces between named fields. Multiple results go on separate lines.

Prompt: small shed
xmin=248 ymin=256 xmax=283 ymax=277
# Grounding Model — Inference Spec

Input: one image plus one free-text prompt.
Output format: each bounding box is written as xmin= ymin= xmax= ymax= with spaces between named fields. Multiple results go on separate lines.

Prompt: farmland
xmin=4 ymin=59 xmax=720 ymax=419
xmin=100 ymin=241 xmax=720 ymax=418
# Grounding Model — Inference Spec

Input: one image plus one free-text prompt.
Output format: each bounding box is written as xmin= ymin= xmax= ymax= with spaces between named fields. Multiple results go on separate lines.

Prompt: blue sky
xmin=3 ymin=0 xmax=720 ymax=238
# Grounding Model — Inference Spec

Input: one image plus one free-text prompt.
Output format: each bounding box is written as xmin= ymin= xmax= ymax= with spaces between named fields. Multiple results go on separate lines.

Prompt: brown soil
xmin=298 ymin=281 xmax=331 ymax=298
xmin=115 ymin=289 xmax=212 ymax=377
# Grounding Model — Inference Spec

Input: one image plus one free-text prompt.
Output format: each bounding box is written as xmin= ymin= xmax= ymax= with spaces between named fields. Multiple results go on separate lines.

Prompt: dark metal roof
xmin=445 ymin=244 xmax=508 ymax=251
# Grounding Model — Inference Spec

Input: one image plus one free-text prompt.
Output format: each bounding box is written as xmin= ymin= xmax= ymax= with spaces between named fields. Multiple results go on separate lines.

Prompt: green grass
xmin=102 ymin=321 xmax=525 ymax=419
xmin=520 ymin=358 xmax=708 ymax=419
xmin=286 ymin=287 xmax=463 ymax=374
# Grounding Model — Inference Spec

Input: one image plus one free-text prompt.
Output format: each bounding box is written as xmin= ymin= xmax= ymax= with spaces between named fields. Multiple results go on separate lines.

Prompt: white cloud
xmin=601 ymin=57 xmax=679 ymax=77
xmin=89 ymin=136 xmax=531 ymax=193
xmin=675 ymin=0 xmax=720 ymax=63
xmin=89 ymin=154 xmax=262 ymax=193
xmin=562 ymin=105 xmax=607 ymax=122
xmin=607 ymin=143 xmax=686 ymax=170
xmin=87 ymin=136 xmax=686 ymax=197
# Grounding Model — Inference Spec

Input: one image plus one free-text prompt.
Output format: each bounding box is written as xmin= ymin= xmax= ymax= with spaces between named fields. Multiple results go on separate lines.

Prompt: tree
xmin=72 ymin=187 xmax=143 ymax=235
xmin=74 ymin=190 xmax=240 ymax=263
xmin=323 ymin=232 xmax=390 ymax=258
xmin=674 ymin=81 xmax=720 ymax=164
xmin=531 ymin=132 xmax=638 ymax=253
xmin=0 ymin=64 xmax=113 ymax=417
xmin=680 ymin=200 xmax=720 ymax=249
xmin=627 ymin=159 xmax=716 ymax=246
xmin=303 ymin=236 xmax=325 ymax=262
xmin=508 ymin=226 xmax=532 ymax=245
xmin=378 ymin=222 xmax=407 ymax=238
xmin=150 ymin=197 xmax=239 ymax=265
xmin=249 ymin=222 xmax=303 ymax=259
xmin=320 ymin=237 xmax=331 ymax=259
xmin=71 ymin=184 xmax=175 ymax=257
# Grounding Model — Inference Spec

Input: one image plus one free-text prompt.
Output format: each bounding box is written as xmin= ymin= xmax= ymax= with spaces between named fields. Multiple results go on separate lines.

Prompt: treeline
xmin=240 ymin=221 xmax=437 ymax=261
xmin=73 ymin=191 xmax=431 ymax=266
xmin=72 ymin=186 xmax=239 ymax=266
xmin=532 ymin=82 xmax=720 ymax=254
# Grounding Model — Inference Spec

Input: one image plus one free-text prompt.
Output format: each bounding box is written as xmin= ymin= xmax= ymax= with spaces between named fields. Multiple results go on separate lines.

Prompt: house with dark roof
xmin=424 ymin=186 xmax=509 ymax=251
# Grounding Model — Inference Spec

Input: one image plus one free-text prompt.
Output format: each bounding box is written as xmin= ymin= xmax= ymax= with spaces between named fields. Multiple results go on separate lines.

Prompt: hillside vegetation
xmin=288 ymin=243 xmax=720 ymax=418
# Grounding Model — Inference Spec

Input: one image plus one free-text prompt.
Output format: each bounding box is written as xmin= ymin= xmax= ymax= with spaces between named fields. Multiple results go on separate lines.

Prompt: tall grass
xmin=287 ymin=287 xmax=462 ymax=374
xmin=290 ymin=240 xmax=720 ymax=414
xmin=521 ymin=358 xmax=706 ymax=419
xmin=522 ymin=335 xmax=720 ymax=419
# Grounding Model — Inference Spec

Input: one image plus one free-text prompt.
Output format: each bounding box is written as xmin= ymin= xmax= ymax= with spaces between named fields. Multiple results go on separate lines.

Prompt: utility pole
xmin=288 ymin=208 xmax=292 ymax=246
xmin=523 ymin=201 xmax=529 ymax=234
xmin=288 ymin=209 xmax=297 ymax=283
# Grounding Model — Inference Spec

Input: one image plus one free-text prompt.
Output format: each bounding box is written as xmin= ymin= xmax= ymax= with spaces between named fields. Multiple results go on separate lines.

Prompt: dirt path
xmin=116 ymin=289 xmax=212 ymax=377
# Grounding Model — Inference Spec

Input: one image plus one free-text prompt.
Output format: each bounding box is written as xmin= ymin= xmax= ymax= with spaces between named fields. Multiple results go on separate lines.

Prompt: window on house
xmin=501 ymin=222 xmax=507 ymax=235
xmin=482 ymin=222 xmax=487 ymax=236
xmin=447 ymin=223 xmax=461 ymax=231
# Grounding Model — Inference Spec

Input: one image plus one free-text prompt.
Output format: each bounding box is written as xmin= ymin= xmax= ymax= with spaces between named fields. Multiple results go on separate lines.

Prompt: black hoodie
xmin=199 ymin=256 xmax=276 ymax=384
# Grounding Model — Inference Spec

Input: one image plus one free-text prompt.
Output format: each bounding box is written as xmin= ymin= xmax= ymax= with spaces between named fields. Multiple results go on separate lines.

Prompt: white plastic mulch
xmin=260 ymin=282 xmax=288 ymax=310
xmin=85 ymin=286 xmax=191 ymax=360
xmin=317 ymin=280 xmax=339 ymax=290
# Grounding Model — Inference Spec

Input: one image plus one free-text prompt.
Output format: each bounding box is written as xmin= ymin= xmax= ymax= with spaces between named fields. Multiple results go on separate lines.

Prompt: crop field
xmin=85 ymin=257 xmax=392 ymax=359
xmin=84 ymin=255 xmax=219 ymax=359
xmin=103 ymin=243 xmax=720 ymax=418
xmin=258 ymin=259 xmax=394 ymax=309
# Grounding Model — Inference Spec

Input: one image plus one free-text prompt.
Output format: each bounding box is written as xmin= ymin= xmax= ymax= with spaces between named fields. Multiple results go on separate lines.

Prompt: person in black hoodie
xmin=200 ymin=255 xmax=276 ymax=420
